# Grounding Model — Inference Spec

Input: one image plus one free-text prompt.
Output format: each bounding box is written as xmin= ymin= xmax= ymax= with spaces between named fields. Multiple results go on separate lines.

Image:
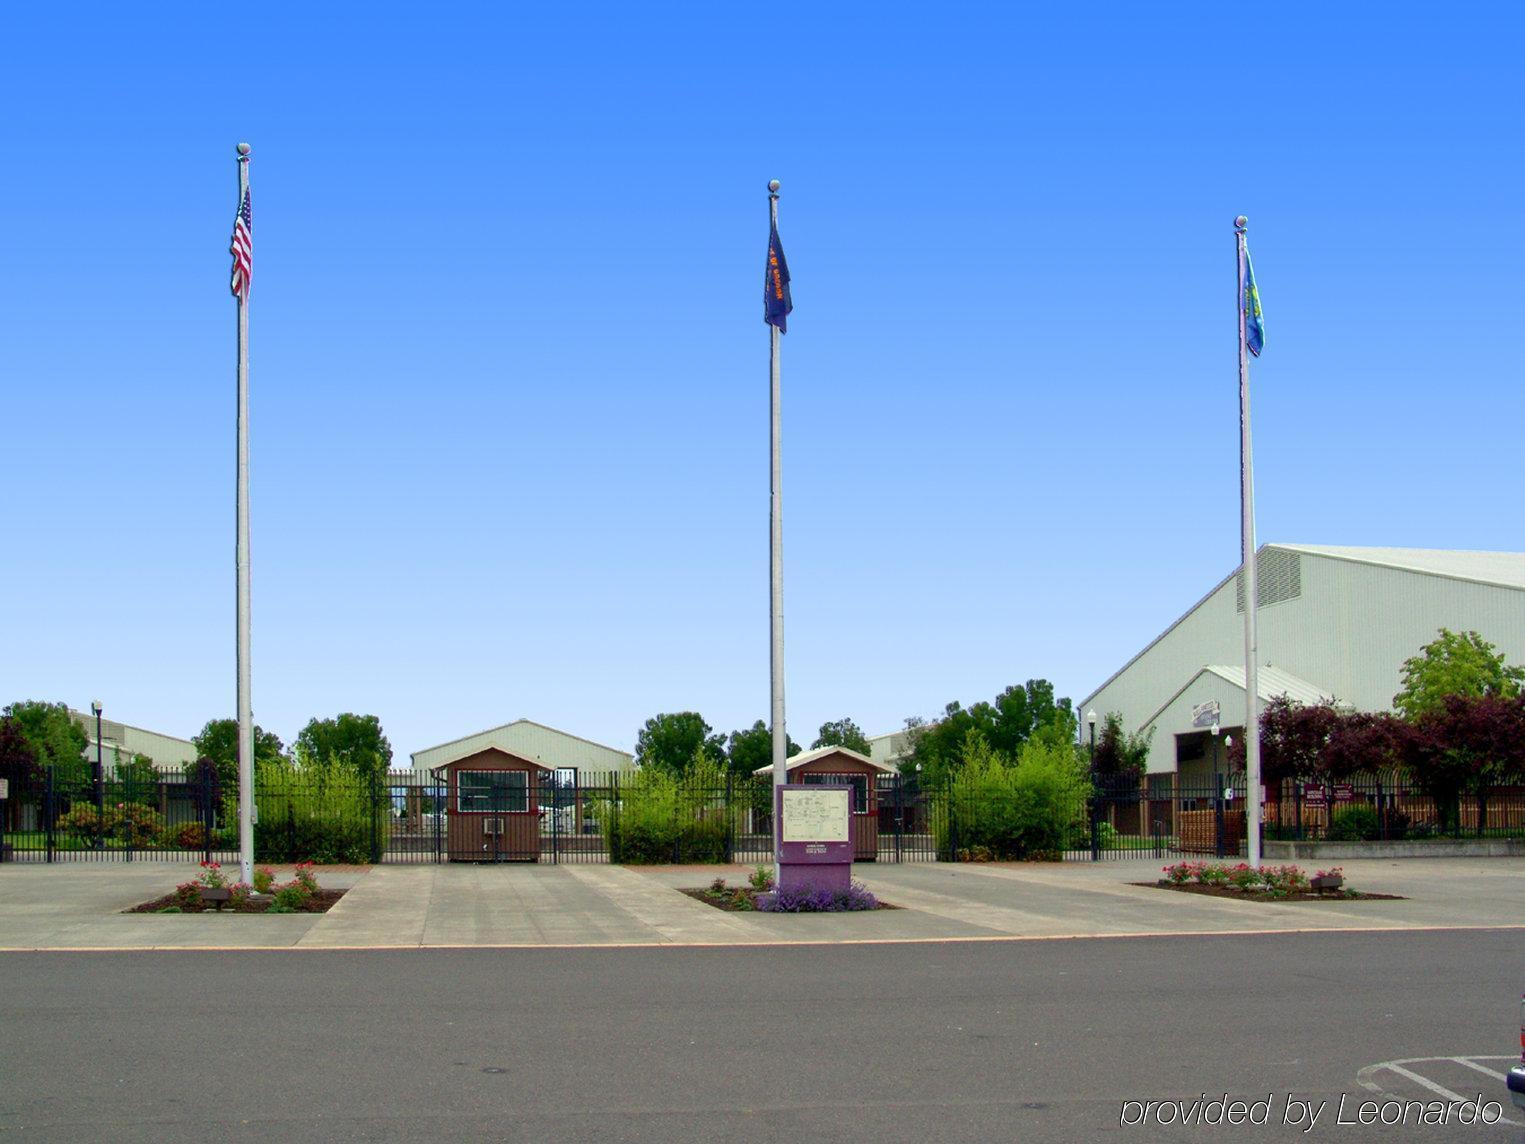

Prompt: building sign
xmin=780 ymin=788 xmax=849 ymax=843
xmin=1301 ymin=784 xmax=1327 ymax=806
xmin=1191 ymin=700 xmax=1221 ymax=729
xmin=1332 ymin=784 xmax=1355 ymax=803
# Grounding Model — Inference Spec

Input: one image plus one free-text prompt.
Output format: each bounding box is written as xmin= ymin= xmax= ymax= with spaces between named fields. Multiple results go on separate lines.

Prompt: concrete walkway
xmin=0 ymin=856 xmax=1520 ymax=950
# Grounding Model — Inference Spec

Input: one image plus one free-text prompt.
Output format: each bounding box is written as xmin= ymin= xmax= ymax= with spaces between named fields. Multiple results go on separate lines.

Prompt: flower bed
xmin=1144 ymin=861 xmax=1401 ymax=902
xmin=681 ymin=867 xmax=896 ymax=913
xmin=125 ymin=862 xmax=346 ymax=914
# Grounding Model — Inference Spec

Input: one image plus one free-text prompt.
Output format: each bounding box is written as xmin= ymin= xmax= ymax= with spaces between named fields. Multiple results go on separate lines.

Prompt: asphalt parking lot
xmin=1 ymin=929 xmax=1520 ymax=1143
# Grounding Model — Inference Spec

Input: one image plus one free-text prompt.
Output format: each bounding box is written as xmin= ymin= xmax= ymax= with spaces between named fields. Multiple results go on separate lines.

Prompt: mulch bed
xmin=1137 ymin=882 xmax=1403 ymax=902
xmin=680 ymin=887 xmax=900 ymax=912
xmin=126 ymin=889 xmax=347 ymax=914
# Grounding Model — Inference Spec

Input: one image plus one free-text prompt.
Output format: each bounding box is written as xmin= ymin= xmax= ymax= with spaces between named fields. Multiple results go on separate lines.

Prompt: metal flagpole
xmin=236 ymin=143 xmax=255 ymax=885
xmin=1235 ymin=214 xmax=1262 ymax=868
xmin=768 ymin=179 xmax=787 ymax=877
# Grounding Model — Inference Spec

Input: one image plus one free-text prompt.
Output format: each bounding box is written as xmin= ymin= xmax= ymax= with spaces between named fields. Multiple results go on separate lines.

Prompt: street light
xmin=90 ymin=700 xmax=104 ymax=849
xmin=1085 ymin=709 xmax=1100 ymax=858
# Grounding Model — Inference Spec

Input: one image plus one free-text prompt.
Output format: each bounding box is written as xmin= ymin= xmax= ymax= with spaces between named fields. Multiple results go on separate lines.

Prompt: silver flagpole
xmin=236 ymin=143 xmax=255 ymax=885
xmin=768 ymin=179 xmax=787 ymax=876
xmin=1235 ymin=214 xmax=1262 ymax=868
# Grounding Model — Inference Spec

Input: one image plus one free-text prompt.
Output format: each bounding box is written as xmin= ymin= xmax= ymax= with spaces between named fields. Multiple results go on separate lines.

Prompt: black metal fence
xmin=4 ymin=763 xmax=1518 ymax=866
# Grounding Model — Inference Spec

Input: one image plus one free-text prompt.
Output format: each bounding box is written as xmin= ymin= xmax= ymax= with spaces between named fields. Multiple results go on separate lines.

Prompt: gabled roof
xmin=751 ymin=744 xmax=896 ymax=776
xmin=1273 ymin=545 xmax=1525 ymax=592
xmin=427 ymin=743 xmax=551 ymax=773
xmin=1137 ymin=664 xmax=1340 ymax=732
xmin=410 ymin=718 xmax=632 ymax=768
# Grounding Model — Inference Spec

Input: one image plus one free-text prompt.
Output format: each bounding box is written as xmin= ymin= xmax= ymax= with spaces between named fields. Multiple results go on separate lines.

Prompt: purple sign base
xmin=777 ymin=861 xmax=852 ymax=895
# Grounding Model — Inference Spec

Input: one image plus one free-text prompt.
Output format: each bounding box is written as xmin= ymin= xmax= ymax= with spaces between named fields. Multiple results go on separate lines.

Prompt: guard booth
xmin=433 ymin=746 xmax=550 ymax=862
xmin=753 ymin=746 xmax=894 ymax=861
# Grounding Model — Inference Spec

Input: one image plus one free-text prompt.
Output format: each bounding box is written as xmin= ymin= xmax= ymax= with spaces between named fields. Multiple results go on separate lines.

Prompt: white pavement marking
xmin=1450 ymin=1055 xmax=1511 ymax=1081
xmin=1356 ymin=1056 xmax=1521 ymax=1127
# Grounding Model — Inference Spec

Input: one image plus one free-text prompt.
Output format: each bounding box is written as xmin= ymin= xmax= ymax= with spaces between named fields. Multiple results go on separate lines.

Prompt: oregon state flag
xmin=1243 ymin=248 xmax=1264 ymax=357
xmin=764 ymin=222 xmax=792 ymax=333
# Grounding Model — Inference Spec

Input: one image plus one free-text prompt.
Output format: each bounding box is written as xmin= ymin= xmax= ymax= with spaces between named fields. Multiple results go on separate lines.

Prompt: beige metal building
xmin=1079 ymin=544 xmax=1525 ymax=786
xmin=410 ymin=719 xmax=633 ymax=777
xmin=68 ymin=709 xmax=198 ymax=773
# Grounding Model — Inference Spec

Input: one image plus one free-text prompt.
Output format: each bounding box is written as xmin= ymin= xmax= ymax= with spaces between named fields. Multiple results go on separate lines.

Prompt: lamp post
xmin=90 ymin=700 xmax=104 ymax=849
xmin=1086 ymin=709 xmax=1099 ymax=859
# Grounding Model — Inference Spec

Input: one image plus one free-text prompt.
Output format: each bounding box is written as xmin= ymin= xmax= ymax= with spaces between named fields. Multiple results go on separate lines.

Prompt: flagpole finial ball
xmin=237 ymin=143 xmax=251 ymax=156
xmin=1234 ymin=215 xmax=1248 ymax=228
xmin=768 ymin=179 xmax=781 ymax=193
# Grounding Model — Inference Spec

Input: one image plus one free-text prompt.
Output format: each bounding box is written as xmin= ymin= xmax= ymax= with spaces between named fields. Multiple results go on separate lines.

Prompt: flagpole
xmin=1235 ymin=214 xmax=1262 ymax=868
xmin=768 ymin=179 xmax=787 ymax=875
xmin=236 ymin=142 xmax=255 ymax=885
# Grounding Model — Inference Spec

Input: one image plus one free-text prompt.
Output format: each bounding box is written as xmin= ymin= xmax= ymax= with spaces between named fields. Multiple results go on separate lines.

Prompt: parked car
xmin=1509 ymin=994 xmax=1525 ymax=1112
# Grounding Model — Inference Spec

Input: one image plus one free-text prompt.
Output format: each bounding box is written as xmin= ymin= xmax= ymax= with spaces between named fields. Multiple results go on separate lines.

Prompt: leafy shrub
xmin=292 ymin=861 xmax=319 ymax=894
xmin=1327 ymin=804 xmax=1380 ymax=841
xmin=933 ymin=734 xmax=1091 ymax=860
xmin=252 ymin=867 xmax=276 ymax=894
xmin=272 ymin=882 xmax=311 ymax=910
xmin=596 ymin=754 xmax=730 ymax=864
xmin=253 ymin=755 xmax=386 ymax=864
xmin=174 ymin=822 xmax=208 ymax=849
xmin=55 ymin=801 xmax=164 ymax=846
xmin=748 ymin=864 xmax=775 ymax=892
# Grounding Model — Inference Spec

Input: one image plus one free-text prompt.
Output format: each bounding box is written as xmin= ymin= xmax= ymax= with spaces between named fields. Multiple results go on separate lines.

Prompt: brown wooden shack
xmin=432 ymin=746 xmax=551 ymax=862
xmin=754 ymin=746 xmax=895 ymax=861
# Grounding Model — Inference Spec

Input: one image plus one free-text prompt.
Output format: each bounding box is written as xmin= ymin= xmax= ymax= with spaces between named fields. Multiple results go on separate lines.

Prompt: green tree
xmin=725 ymin=719 xmax=800 ymax=778
xmin=1091 ymin=713 xmax=1152 ymax=777
xmin=811 ymin=717 xmax=872 ymax=755
xmin=634 ymin=712 xmax=727 ymax=775
xmin=2 ymin=700 xmax=89 ymax=796
xmin=192 ymin=718 xmax=286 ymax=792
xmin=1393 ymin=629 xmax=1524 ymax=721
xmin=909 ymin=680 xmax=1076 ymax=784
xmin=294 ymin=713 xmax=393 ymax=779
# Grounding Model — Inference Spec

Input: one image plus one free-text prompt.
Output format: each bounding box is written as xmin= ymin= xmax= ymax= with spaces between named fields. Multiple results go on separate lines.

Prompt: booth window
xmin=457 ymin=770 xmax=529 ymax=813
xmin=802 ymin=772 xmax=868 ymax=812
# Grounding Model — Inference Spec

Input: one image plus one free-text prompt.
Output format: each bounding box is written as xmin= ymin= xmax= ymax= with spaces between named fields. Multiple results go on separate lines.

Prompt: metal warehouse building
xmin=1079 ymin=544 xmax=1525 ymax=787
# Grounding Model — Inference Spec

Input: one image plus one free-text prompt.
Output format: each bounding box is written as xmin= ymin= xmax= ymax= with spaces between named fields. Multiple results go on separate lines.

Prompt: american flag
xmin=230 ymin=189 xmax=253 ymax=301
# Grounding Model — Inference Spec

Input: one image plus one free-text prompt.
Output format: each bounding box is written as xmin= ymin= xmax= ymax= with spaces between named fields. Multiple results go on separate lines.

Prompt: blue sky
xmin=2 ymin=3 xmax=1521 ymax=760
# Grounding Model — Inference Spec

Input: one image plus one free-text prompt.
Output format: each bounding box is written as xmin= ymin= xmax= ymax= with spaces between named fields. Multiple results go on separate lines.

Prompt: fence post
xmin=945 ymin=776 xmax=957 ymax=861
xmin=44 ymin=766 xmax=55 ymax=863
xmin=1214 ymin=788 xmax=1226 ymax=859
xmin=894 ymin=776 xmax=903 ymax=864
xmin=369 ymin=768 xmax=382 ymax=864
xmin=124 ymin=758 xmax=134 ymax=864
xmin=724 ymin=771 xmax=734 ymax=864
xmin=1089 ymin=782 xmax=1101 ymax=861
xmin=610 ymin=771 xmax=619 ymax=865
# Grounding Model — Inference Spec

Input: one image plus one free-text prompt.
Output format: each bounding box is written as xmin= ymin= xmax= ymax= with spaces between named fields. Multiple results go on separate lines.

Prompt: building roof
xmin=1273 ymin=545 xmax=1525 ymax=592
xmin=410 ymin=719 xmax=632 ymax=770
xmin=751 ymin=745 xmax=896 ymax=776
xmin=1138 ymin=664 xmax=1339 ymax=731
xmin=426 ymin=744 xmax=552 ymax=773
xmin=1081 ymin=543 xmax=1525 ymax=710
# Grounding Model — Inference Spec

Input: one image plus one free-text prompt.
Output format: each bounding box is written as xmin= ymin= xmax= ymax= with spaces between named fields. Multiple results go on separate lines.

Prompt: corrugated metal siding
xmin=1083 ymin=546 xmax=1525 ymax=773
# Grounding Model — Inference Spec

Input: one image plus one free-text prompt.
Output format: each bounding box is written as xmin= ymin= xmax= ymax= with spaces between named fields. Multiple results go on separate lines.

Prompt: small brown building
xmin=754 ymin=746 xmax=896 ymax=861
xmin=432 ymin=746 xmax=551 ymax=862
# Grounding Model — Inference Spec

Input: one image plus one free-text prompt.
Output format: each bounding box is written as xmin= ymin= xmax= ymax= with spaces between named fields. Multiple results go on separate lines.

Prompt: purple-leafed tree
xmin=0 ymin=717 xmax=43 ymax=830
xmin=1228 ymin=695 xmax=1344 ymax=787
xmin=1319 ymin=711 xmax=1414 ymax=780
xmin=1407 ymin=694 xmax=1525 ymax=836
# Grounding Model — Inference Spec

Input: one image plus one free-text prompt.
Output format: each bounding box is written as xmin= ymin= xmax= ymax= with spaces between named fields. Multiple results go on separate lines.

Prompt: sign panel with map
xmin=776 ymin=784 xmax=852 ymax=870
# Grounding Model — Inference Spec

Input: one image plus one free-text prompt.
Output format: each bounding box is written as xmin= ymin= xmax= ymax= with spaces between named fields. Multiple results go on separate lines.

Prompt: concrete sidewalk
xmin=0 ymin=856 xmax=1520 ymax=951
